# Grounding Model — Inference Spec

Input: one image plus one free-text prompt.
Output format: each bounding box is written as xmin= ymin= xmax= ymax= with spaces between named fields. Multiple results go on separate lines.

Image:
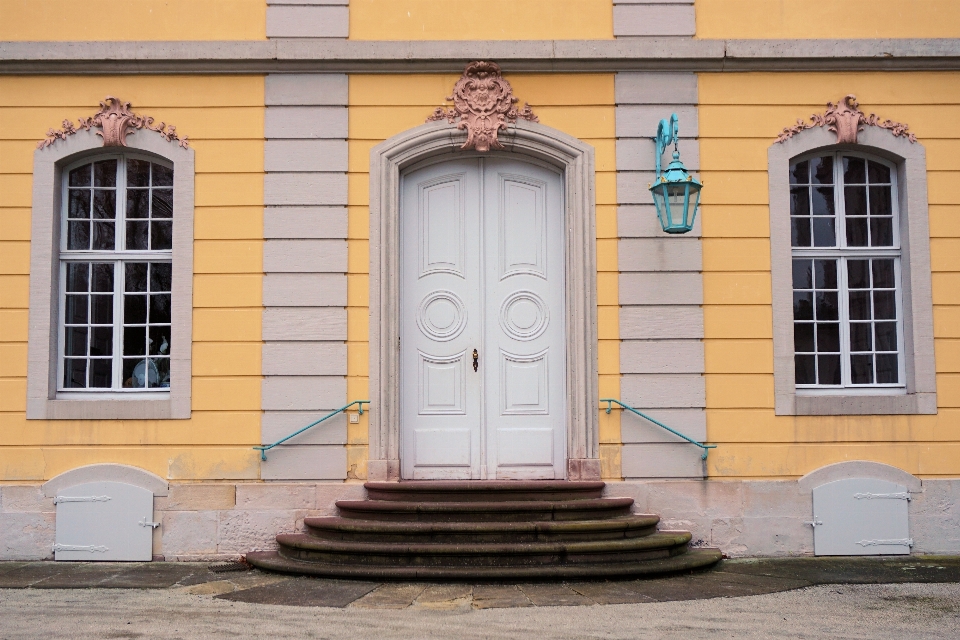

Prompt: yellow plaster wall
xmin=0 ymin=75 xmax=265 ymax=481
xmin=347 ymin=74 xmax=620 ymax=479
xmin=0 ymin=0 xmax=266 ymax=41
xmin=349 ymin=0 xmax=613 ymax=40
xmin=696 ymin=0 xmax=960 ymax=39
xmin=698 ymin=71 xmax=960 ymax=479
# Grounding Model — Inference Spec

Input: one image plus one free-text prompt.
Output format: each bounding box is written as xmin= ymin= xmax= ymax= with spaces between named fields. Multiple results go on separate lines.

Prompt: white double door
xmin=400 ymin=156 xmax=566 ymax=480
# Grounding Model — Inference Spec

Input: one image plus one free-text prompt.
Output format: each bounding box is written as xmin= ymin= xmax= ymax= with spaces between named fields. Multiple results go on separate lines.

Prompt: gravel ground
xmin=1 ymin=582 xmax=958 ymax=640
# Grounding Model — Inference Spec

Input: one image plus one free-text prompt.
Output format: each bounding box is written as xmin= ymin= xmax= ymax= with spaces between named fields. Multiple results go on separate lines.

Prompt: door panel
xmin=401 ymin=157 xmax=565 ymax=480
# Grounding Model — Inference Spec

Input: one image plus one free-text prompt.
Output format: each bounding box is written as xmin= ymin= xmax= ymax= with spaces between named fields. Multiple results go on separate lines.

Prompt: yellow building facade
xmin=1 ymin=0 xmax=958 ymax=560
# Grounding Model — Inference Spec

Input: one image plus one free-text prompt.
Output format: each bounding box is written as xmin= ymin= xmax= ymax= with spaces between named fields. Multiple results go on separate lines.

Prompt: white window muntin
xmin=56 ymin=153 xmax=173 ymax=393
xmin=791 ymin=150 xmax=906 ymax=390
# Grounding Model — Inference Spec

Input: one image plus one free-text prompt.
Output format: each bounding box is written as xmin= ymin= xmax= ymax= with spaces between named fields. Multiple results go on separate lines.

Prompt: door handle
xmin=472 ymin=349 xmax=479 ymax=372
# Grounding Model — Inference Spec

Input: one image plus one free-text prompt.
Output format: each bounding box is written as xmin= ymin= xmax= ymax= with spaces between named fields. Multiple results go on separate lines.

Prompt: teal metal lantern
xmin=649 ymin=114 xmax=702 ymax=234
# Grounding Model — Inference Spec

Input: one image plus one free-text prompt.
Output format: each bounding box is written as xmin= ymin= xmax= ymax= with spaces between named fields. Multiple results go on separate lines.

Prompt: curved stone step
xmin=302 ymin=514 xmax=660 ymax=543
xmin=364 ymin=480 xmax=606 ymax=503
xmin=334 ymin=497 xmax=635 ymax=522
xmin=273 ymin=531 xmax=692 ymax=567
xmin=246 ymin=547 xmax=724 ymax=580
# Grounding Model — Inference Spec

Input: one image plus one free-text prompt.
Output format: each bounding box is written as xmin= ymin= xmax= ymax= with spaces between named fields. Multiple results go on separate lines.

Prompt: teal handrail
xmin=601 ymin=398 xmax=717 ymax=460
xmin=254 ymin=400 xmax=370 ymax=461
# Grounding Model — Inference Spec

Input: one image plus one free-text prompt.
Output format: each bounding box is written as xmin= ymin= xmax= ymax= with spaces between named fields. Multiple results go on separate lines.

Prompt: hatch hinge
xmin=138 ymin=517 xmax=161 ymax=529
xmin=854 ymin=492 xmax=911 ymax=501
xmin=54 ymin=495 xmax=111 ymax=504
xmin=53 ymin=543 xmax=109 ymax=553
xmin=855 ymin=538 xmax=914 ymax=548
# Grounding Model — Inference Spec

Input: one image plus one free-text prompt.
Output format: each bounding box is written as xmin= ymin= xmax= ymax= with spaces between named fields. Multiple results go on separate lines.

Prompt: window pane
xmin=90 ymin=294 xmax=113 ymax=324
xmin=812 ymin=218 xmax=836 ymax=247
xmin=153 ymin=163 xmax=174 ymax=186
xmin=93 ymin=190 xmax=116 ymax=219
xmin=149 ymin=326 xmax=170 ymax=355
xmin=151 ymin=221 xmax=173 ymax=251
xmin=66 ymin=263 xmax=89 ymax=292
xmin=65 ymin=326 xmax=87 ymax=356
xmin=150 ymin=263 xmax=172 ymax=292
xmin=876 ymin=354 xmax=899 ymax=384
xmin=875 ymin=322 xmax=898 ymax=351
xmin=869 ymin=186 xmax=892 ymax=217
xmin=793 ymin=292 xmax=813 ymax=320
xmin=69 ymin=164 xmax=92 ymax=187
xmin=818 ymin=355 xmax=841 ymax=385
xmin=91 ymin=221 xmax=115 ymax=251
xmin=124 ymin=294 xmax=147 ymax=324
xmin=811 ymin=156 xmax=834 ymax=185
xmin=873 ymin=291 xmax=897 ymax=319
xmin=791 ymin=218 xmax=811 ymax=247
xmin=868 ymin=161 xmax=891 ymax=184
xmin=91 ymin=263 xmax=114 ymax=292
xmin=794 ymin=323 xmax=814 ymax=352
xmin=849 ymin=291 xmax=871 ymax=320
xmin=93 ymin=159 xmax=117 ymax=187
xmin=847 ymin=260 xmax=870 ymax=289
xmin=152 ymin=189 xmax=173 ymax=218
xmin=90 ymin=327 xmax=113 ymax=356
xmin=795 ymin=355 xmax=816 ymax=384
xmin=150 ymin=294 xmax=172 ymax=324
xmin=126 ymin=189 xmax=149 ymax=218
xmin=870 ymin=260 xmax=895 ymax=290
xmin=817 ymin=323 xmax=840 ymax=352
xmin=843 ymin=156 xmax=866 ymax=183
xmin=127 ymin=159 xmax=151 ymax=187
xmin=68 ymin=189 xmax=91 ymax=218
xmin=123 ymin=358 xmax=147 ymax=388
xmin=845 ymin=217 xmax=868 ymax=246
xmin=870 ymin=218 xmax=894 ymax=247
xmin=124 ymin=326 xmax=146 ymax=356
xmin=67 ymin=221 xmax=90 ymax=250
xmin=790 ymin=187 xmax=809 ymax=217
xmin=812 ymin=187 xmax=835 ymax=217
xmin=844 ymin=186 xmax=867 ymax=216
xmin=816 ymin=291 xmax=839 ymax=321
xmin=125 ymin=263 xmax=148 ymax=292
xmin=850 ymin=354 xmax=874 ymax=384
xmin=89 ymin=359 xmax=112 ymax=388
xmin=126 ymin=220 xmax=149 ymax=250
xmin=63 ymin=359 xmax=87 ymax=388
xmin=815 ymin=260 xmax=837 ymax=289
xmin=65 ymin=295 xmax=87 ymax=324
xmin=154 ymin=358 xmax=171 ymax=388
xmin=790 ymin=160 xmax=809 ymax=185
xmin=850 ymin=322 xmax=873 ymax=352
xmin=792 ymin=259 xmax=812 ymax=289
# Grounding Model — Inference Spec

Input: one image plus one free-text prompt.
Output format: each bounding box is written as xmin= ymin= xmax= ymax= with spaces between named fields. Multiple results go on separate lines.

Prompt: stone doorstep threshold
xmin=0 ymin=557 xmax=959 ymax=609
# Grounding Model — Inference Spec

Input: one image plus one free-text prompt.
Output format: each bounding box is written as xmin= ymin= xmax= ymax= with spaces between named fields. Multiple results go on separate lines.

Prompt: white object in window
xmin=789 ymin=152 xmax=906 ymax=391
xmin=58 ymin=155 xmax=174 ymax=392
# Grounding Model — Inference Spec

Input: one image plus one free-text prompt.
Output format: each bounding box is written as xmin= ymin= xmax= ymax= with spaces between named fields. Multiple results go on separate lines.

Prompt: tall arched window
xmin=59 ymin=154 xmax=174 ymax=391
xmin=790 ymin=151 xmax=904 ymax=389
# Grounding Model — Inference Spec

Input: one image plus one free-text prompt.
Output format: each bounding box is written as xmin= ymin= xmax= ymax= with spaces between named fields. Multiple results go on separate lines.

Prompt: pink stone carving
xmin=38 ymin=96 xmax=189 ymax=150
xmin=426 ymin=61 xmax=538 ymax=152
xmin=776 ymin=95 xmax=916 ymax=145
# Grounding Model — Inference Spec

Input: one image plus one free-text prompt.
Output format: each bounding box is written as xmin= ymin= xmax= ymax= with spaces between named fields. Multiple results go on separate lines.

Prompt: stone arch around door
xmin=367 ymin=119 xmax=600 ymax=481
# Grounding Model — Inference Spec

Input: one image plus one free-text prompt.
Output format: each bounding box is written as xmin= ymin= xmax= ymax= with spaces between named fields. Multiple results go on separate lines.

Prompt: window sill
xmin=776 ymin=391 xmax=937 ymax=416
xmin=27 ymin=394 xmax=189 ymax=420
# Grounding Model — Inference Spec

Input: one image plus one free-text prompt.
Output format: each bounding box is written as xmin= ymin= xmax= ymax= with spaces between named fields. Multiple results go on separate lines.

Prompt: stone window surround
xmin=366 ymin=120 xmax=600 ymax=481
xmin=768 ymin=126 xmax=936 ymax=416
xmin=27 ymin=129 xmax=194 ymax=420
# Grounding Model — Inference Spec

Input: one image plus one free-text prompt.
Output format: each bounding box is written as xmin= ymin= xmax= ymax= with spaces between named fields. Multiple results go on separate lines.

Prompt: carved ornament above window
xmin=776 ymin=95 xmax=916 ymax=145
xmin=426 ymin=61 xmax=538 ymax=152
xmin=37 ymin=96 xmax=189 ymax=150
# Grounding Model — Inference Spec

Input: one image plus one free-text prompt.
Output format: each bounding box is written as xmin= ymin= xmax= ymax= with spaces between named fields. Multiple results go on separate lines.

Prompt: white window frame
xmin=27 ymin=128 xmax=194 ymax=420
xmin=768 ymin=126 xmax=936 ymax=416
xmin=790 ymin=150 xmax=907 ymax=393
xmin=56 ymin=153 xmax=174 ymax=394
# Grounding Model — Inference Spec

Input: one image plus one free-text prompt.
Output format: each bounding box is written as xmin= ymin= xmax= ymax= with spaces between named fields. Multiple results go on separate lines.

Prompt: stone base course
xmin=0 ymin=479 xmax=956 ymax=560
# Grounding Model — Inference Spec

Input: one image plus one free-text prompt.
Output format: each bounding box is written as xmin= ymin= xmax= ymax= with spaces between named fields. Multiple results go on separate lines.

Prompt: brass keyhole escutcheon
xmin=472 ymin=349 xmax=479 ymax=372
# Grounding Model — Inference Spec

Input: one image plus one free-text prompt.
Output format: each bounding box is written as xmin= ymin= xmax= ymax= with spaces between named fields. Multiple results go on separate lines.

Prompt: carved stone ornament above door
xmin=37 ymin=96 xmax=189 ymax=150
xmin=776 ymin=95 xmax=916 ymax=145
xmin=426 ymin=61 xmax=538 ymax=152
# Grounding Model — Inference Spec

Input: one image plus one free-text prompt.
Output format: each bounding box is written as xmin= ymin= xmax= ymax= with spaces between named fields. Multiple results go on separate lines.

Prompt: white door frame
xmin=367 ymin=120 xmax=600 ymax=481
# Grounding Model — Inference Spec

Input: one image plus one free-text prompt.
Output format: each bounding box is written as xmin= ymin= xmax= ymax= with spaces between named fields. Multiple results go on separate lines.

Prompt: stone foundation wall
xmin=1 ymin=479 xmax=957 ymax=561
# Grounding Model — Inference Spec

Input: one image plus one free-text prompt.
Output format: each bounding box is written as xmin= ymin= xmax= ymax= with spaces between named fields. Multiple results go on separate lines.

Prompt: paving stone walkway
xmin=1 ymin=556 xmax=959 ymax=609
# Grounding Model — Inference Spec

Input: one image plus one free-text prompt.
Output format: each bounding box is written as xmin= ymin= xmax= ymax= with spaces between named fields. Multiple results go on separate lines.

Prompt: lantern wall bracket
xmin=654 ymin=112 xmax=680 ymax=177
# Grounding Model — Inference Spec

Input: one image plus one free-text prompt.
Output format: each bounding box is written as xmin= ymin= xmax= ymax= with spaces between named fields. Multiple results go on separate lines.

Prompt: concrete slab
xmin=216 ymin=577 xmax=378 ymax=607
xmin=519 ymin=584 xmax=595 ymax=607
xmin=472 ymin=585 xmax=532 ymax=609
xmin=566 ymin=581 xmax=655 ymax=604
xmin=350 ymin=583 xmax=426 ymax=609
xmin=717 ymin=556 xmax=960 ymax=585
